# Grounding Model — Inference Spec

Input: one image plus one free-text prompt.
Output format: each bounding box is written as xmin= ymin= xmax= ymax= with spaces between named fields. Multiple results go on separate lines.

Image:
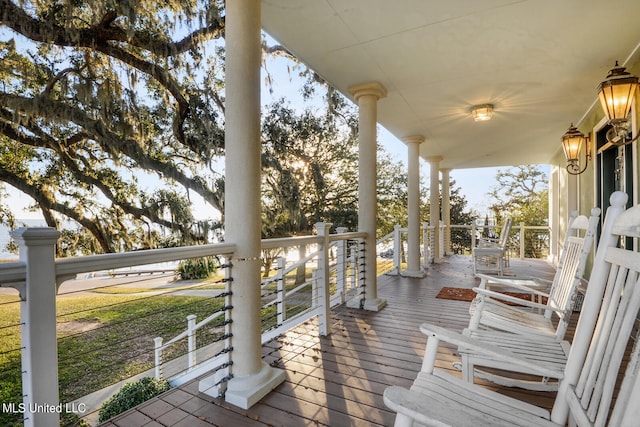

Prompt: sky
xmin=376 ymin=127 xmax=502 ymax=213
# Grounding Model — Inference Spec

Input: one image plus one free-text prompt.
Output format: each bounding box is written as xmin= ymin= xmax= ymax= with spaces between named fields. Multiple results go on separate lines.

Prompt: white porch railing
xmin=153 ymin=226 xmax=366 ymax=392
xmin=0 ymin=223 xmax=367 ymax=427
xmin=383 ymin=222 xmax=551 ymax=274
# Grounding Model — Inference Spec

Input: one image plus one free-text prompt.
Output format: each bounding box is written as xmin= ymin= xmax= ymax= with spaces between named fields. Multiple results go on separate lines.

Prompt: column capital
xmin=425 ymin=156 xmax=443 ymax=164
xmin=348 ymin=82 xmax=387 ymax=101
xmin=440 ymin=168 xmax=452 ymax=174
xmin=11 ymin=227 xmax=61 ymax=246
xmin=402 ymin=135 xmax=425 ymax=145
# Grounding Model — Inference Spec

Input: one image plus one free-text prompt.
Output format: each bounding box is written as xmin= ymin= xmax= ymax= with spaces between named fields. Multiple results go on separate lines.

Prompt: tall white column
xmin=216 ymin=0 xmax=284 ymax=409
xmin=347 ymin=82 xmax=387 ymax=311
xmin=426 ymin=156 xmax=443 ymax=263
xmin=12 ymin=228 xmax=60 ymax=427
xmin=402 ymin=135 xmax=425 ymax=277
xmin=441 ymin=168 xmax=452 ymax=256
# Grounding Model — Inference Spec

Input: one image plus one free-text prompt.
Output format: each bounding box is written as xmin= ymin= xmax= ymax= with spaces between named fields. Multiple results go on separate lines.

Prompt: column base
xmin=346 ymin=296 xmax=387 ymax=311
xmin=401 ymin=269 xmax=426 ymax=278
xmin=203 ymin=362 xmax=285 ymax=409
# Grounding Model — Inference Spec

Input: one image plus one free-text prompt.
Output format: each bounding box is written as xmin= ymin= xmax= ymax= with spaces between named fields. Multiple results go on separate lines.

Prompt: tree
xmin=443 ymin=180 xmax=476 ymax=254
xmin=488 ymin=165 xmax=548 ymax=222
xmin=488 ymin=165 xmax=549 ymax=257
xmin=1 ymin=0 xmax=228 ymax=253
xmin=1 ymin=1 xmax=444 ymax=260
xmin=261 ymin=99 xmax=359 ymax=238
xmin=259 ymin=96 xmax=359 ymax=277
xmin=376 ymin=150 xmax=411 ymax=238
xmin=447 ymin=180 xmax=475 ymax=226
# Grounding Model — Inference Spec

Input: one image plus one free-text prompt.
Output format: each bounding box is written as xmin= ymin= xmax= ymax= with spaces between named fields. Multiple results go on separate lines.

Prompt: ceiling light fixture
xmin=561 ymin=124 xmax=591 ymax=175
xmin=597 ymin=61 xmax=639 ymax=146
xmin=471 ymin=104 xmax=493 ymax=122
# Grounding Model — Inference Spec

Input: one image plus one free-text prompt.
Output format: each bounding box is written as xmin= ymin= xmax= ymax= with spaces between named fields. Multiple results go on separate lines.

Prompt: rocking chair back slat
xmin=546 ymin=235 xmax=587 ymax=317
xmin=546 ymin=212 xmax=597 ymax=321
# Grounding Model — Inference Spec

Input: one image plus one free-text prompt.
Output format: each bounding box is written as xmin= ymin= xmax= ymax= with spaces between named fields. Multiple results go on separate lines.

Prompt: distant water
xmin=0 ymin=219 xmax=48 ymax=260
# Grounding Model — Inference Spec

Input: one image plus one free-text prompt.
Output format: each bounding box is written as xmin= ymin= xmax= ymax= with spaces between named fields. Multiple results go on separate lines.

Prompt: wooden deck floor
xmin=99 ymin=255 xmax=562 ymax=427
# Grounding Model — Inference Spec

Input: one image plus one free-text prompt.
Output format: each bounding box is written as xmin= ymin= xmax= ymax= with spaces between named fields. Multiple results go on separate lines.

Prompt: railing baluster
xmin=392 ymin=225 xmax=401 ymax=274
xmin=422 ymin=222 xmax=429 ymax=268
xmin=315 ymin=222 xmax=331 ymax=336
xmin=154 ymin=337 xmax=164 ymax=380
xmin=276 ymin=257 xmax=286 ymax=325
xmin=349 ymin=244 xmax=357 ymax=291
xmin=520 ymin=222 xmax=526 ymax=259
xmin=335 ymin=227 xmax=348 ymax=303
xmin=187 ymin=314 xmax=197 ymax=370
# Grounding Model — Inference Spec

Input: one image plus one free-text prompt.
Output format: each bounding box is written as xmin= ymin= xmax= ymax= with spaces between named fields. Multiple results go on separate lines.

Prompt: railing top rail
xmin=332 ymin=231 xmax=367 ymax=242
xmin=261 ymin=235 xmax=322 ymax=250
xmin=0 ymin=261 xmax=27 ymax=286
xmin=376 ymin=232 xmax=393 ymax=245
xmin=56 ymin=243 xmax=236 ymax=278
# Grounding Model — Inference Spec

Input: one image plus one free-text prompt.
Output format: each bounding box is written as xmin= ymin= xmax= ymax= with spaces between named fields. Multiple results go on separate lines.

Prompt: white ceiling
xmin=261 ymin=0 xmax=640 ymax=169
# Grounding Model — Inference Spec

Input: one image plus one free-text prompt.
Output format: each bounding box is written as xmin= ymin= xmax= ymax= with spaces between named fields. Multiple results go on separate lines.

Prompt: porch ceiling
xmin=261 ymin=0 xmax=640 ymax=170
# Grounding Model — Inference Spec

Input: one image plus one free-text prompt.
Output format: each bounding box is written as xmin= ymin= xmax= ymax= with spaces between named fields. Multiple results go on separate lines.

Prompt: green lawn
xmin=0 ymin=292 xmax=225 ymax=427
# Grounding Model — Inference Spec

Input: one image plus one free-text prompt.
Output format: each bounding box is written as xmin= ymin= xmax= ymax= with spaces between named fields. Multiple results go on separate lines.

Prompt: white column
xmin=347 ymin=82 xmax=387 ymax=311
xmin=214 ymin=0 xmax=284 ymax=409
xmin=402 ymin=135 xmax=425 ymax=277
xmin=441 ymin=168 xmax=452 ymax=256
xmin=12 ymin=227 xmax=61 ymax=427
xmin=426 ymin=156 xmax=443 ymax=263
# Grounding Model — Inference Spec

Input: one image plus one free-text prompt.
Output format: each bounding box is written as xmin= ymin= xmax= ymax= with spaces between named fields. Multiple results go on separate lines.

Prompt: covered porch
xmin=98 ymin=256 xmax=560 ymax=426
xmin=2 ymin=2 xmax=640 ymax=426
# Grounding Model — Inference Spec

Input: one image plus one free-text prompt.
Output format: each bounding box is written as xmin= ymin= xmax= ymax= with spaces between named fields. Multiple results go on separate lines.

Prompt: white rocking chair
xmin=384 ymin=191 xmax=640 ymax=426
xmin=468 ymin=207 xmax=600 ymax=342
xmin=472 ymin=217 xmax=513 ymax=276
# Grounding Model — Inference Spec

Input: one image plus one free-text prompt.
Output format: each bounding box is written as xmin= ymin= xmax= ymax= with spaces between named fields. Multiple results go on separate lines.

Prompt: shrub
xmin=176 ymin=256 xmax=218 ymax=280
xmin=98 ymin=377 xmax=170 ymax=423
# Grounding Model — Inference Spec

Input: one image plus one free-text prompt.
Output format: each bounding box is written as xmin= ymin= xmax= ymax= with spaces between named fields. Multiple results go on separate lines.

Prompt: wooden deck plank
xmin=101 ymin=255 xmax=561 ymax=426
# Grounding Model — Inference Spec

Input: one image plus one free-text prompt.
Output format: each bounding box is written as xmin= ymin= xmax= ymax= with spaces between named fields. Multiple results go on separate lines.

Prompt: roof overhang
xmin=262 ymin=0 xmax=640 ymax=169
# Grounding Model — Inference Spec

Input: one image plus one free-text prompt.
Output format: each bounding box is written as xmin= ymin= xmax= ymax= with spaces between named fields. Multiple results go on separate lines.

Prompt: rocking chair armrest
xmin=532 ymin=277 xmax=553 ymax=288
xmin=384 ymin=380 xmax=552 ymax=424
xmin=476 ymin=274 xmax=551 ymax=295
xmin=472 ymin=287 xmax=559 ymax=312
xmin=419 ymin=323 xmax=564 ymax=378
xmin=477 ymin=278 xmax=549 ymax=297
xmin=383 ymin=386 xmax=430 ymax=426
xmin=384 ymin=386 xmax=481 ymax=427
xmin=473 ymin=247 xmax=504 ymax=256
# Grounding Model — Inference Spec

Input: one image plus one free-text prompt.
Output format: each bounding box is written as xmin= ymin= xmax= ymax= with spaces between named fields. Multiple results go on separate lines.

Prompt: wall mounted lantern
xmin=597 ymin=62 xmax=638 ymax=145
xmin=471 ymin=104 xmax=493 ymax=122
xmin=561 ymin=124 xmax=590 ymax=175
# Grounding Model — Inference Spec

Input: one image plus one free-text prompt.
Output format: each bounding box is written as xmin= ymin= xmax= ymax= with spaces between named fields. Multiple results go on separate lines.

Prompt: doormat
xmin=435 ymin=287 xmax=547 ymax=306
